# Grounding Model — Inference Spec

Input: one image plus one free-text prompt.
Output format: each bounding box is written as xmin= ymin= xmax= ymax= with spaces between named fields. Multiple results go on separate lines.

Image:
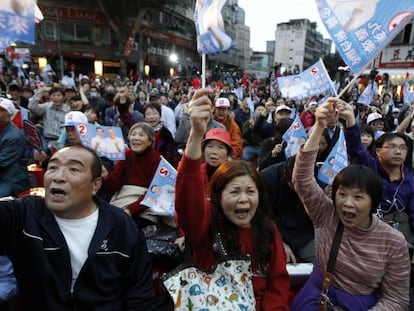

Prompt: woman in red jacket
xmin=175 ymin=88 xmax=290 ymax=310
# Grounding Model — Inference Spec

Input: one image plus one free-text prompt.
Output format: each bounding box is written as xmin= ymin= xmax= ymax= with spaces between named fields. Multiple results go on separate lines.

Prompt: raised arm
xmin=175 ymin=88 xmax=214 ymax=245
xmin=397 ymin=106 xmax=414 ymax=134
xmin=293 ymin=99 xmax=338 ymax=225
xmin=184 ymin=88 xmax=213 ymax=160
xmin=338 ymin=101 xmax=377 ymax=169
xmin=28 ymin=89 xmax=46 ymax=116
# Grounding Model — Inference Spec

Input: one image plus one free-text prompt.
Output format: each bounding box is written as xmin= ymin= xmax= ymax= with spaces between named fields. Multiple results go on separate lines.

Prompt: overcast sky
xmin=237 ymin=0 xmax=330 ymax=51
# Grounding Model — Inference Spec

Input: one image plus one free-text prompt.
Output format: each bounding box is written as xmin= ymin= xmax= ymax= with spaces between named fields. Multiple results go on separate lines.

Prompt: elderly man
xmin=0 ymin=145 xmax=155 ymax=310
xmin=0 ymin=97 xmax=28 ymax=311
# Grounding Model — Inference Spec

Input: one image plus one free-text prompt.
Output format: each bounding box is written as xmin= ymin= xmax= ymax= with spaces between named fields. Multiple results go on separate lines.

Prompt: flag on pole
xmin=277 ymin=59 xmax=334 ymax=100
xmin=316 ymin=0 xmax=414 ymax=73
xmin=317 ymin=129 xmax=348 ymax=185
xmin=282 ymin=115 xmax=308 ymax=158
xmin=357 ymin=80 xmax=379 ymax=106
xmin=403 ymin=80 xmax=414 ymax=105
xmin=194 ymin=0 xmax=233 ymax=54
xmin=0 ymin=0 xmax=42 ymax=48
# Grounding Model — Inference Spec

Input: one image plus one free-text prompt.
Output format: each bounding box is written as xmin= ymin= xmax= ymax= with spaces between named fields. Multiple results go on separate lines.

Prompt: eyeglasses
xmin=381 ymin=144 xmax=408 ymax=152
xmin=371 ymin=121 xmax=384 ymax=126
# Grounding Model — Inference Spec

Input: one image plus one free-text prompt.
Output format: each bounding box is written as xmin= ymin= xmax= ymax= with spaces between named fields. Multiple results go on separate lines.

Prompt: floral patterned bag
xmin=161 ymin=256 xmax=256 ymax=311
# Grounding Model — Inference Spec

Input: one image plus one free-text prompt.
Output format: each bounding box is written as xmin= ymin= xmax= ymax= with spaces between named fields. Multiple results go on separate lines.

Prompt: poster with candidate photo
xmin=77 ymin=123 xmax=126 ymax=161
xmin=141 ymin=157 xmax=177 ymax=217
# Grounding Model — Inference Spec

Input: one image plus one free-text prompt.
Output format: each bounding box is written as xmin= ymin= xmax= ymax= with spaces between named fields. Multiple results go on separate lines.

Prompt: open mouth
xmin=235 ymin=208 xmax=250 ymax=218
xmin=342 ymin=211 xmax=356 ymax=220
xmin=50 ymin=188 xmax=67 ymax=197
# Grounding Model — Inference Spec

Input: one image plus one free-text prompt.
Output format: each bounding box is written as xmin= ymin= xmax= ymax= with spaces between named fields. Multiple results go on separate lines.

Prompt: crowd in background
xmin=1 ymin=63 xmax=414 ymax=309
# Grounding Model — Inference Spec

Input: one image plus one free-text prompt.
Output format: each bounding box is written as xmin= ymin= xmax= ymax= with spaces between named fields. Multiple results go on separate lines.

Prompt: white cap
xmin=62 ymin=111 xmax=88 ymax=127
xmin=392 ymin=107 xmax=400 ymax=113
xmin=367 ymin=112 xmax=383 ymax=124
xmin=215 ymin=97 xmax=230 ymax=108
xmin=308 ymin=101 xmax=318 ymax=108
xmin=0 ymin=98 xmax=16 ymax=116
xmin=276 ymin=104 xmax=292 ymax=113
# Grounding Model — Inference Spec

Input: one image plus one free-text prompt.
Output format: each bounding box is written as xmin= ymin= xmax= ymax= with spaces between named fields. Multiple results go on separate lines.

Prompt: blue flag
xmin=357 ymin=80 xmax=379 ymax=106
xmin=194 ymin=0 xmax=232 ymax=54
xmin=317 ymin=0 xmax=414 ymax=73
xmin=282 ymin=115 xmax=308 ymax=158
xmin=277 ymin=59 xmax=334 ymax=100
xmin=0 ymin=0 xmax=37 ymax=48
xmin=403 ymin=80 xmax=414 ymax=105
xmin=317 ymin=130 xmax=348 ymax=185
xmin=141 ymin=157 xmax=177 ymax=217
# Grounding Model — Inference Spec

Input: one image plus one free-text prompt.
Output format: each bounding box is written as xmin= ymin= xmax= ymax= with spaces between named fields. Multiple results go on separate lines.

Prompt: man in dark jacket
xmin=0 ymin=97 xmax=29 ymax=197
xmin=260 ymin=156 xmax=315 ymax=263
xmin=0 ymin=145 xmax=155 ymax=310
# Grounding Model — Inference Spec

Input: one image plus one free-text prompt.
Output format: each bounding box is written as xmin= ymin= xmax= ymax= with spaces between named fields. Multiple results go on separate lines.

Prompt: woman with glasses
xmin=340 ymin=101 xmax=414 ymax=248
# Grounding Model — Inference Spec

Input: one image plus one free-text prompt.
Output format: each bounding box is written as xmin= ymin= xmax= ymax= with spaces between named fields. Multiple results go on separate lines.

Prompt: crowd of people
xmin=0 ymin=66 xmax=413 ymax=310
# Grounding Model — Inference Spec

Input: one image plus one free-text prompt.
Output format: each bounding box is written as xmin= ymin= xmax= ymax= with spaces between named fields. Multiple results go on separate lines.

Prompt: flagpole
xmin=201 ymin=54 xmax=206 ymax=88
xmin=337 ymin=73 xmax=361 ymax=99
xmin=320 ymin=58 xmax=338 ymax=97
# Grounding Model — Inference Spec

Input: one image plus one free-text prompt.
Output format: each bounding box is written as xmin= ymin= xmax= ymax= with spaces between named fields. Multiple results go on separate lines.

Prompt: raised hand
xmin=185 ymin=88 xmax=214 ymax=159
xmin=188 ymin=88 xmax=214 ymax=138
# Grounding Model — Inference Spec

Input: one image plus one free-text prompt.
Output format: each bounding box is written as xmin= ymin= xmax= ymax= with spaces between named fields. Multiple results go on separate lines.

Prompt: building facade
xmin=274 ymin=19 xmax=331 ymax=73
xmin=13 ymin=0 xmax=250 ymax=80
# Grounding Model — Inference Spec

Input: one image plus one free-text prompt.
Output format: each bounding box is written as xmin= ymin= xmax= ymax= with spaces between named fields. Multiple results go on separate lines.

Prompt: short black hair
xmin=143 ymin=102 xmax=162 ymax=116
xmin=8 ymin=84 xmax=21 ymax=92
xmin=49 ymin=87 xmax=65 ymax=96
xmin=332 ymin=165 xmax=382 ymax=213
xmin=22 ymin=87 xmax=34 ymax=95
xmin=375 ymin=132 xmax=408 ymax=148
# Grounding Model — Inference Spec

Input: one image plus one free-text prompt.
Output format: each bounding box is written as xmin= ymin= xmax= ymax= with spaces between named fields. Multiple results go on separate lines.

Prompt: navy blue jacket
xmin=0 ymin=122 xmax=29 ymax=196
xmin=0 ymin=196 xmax=155 ymax=310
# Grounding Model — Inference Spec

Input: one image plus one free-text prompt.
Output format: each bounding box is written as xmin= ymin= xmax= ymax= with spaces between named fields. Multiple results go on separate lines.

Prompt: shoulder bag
xmin=319 ymin=222 xmax=344 ymax=311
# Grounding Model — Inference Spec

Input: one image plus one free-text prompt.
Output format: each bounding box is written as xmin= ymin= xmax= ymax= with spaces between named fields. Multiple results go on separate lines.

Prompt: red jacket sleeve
xmin=175 ymin=155 xmax=211 ymax=246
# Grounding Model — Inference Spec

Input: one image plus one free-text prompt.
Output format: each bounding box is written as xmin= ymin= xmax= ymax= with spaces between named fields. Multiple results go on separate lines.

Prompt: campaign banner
xmin=403 ymin=80 xmax=414 ymax=105
xmin=23 ymin=119 xmax=43 ymax=151
xmin=0 ymin=0 xmax=36 ymax=48
xmin=357 ymin=80 xmax=379 ymax=106
xmin=77 ymin=123 xmax=126 ymax=161
xmin=194 ymin=0 xmax=232 ymax=54
xmin=317 ymin=129 xmax=348 ymax=185
xmin=141 ymin=157 xmax=177 ymax=217
xmin=317 ymin=0 xmax=414 ymax=73
xmin=282 ymin=115 xmax=308 ymax=158
xmin=277 ymin=59 xmax=335 ymax=100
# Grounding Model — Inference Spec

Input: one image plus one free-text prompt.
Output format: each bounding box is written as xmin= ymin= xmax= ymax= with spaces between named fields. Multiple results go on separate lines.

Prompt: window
xmin=43 ymin=21 xmax=56 ymax=40
xmin=60 ymin=23 xmax=75 ymax=41
xmin=94 ymin=27 xmax=111 ymax=45
xmin=76 ymin=24 xmax=92 ymax=43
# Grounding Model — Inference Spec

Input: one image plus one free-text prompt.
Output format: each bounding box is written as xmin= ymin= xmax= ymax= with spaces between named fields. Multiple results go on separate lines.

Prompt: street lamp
xmin=169 ymin=53 xmax=178 ymax=77
xmin=169 ymin=53 xmax=178 ymax=63
xmin=144 ymin=65 xmax=150 ymax=77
